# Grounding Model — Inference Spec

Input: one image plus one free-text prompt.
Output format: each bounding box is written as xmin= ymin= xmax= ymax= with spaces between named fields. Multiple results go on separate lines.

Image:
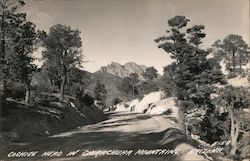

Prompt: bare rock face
xmin=99 ymin=62 xmax=147 ymax=80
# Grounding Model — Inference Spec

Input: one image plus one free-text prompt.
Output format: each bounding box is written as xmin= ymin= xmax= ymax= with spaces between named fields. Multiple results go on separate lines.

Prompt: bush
xmin=6 ymin=81 xmax=26 ymax=100
xmin=31 ymin=72 xmax=53 ymax=93
xmin=112 ymin=97 xmax=123 ymax=106
xmin=227 ymin=72 xmax=238 ymax=79
xmin=70 ymin=83 xmax=85 ymax=97
xmin=139 ymin=80 xmax=159 ymax=95
xmin=198 ymin=111 xmax=229 ymax=144
xmin=81 ymin=94 xmax=94 ymax=106
xmin=124 ymin=103 xmax=130 ymax=108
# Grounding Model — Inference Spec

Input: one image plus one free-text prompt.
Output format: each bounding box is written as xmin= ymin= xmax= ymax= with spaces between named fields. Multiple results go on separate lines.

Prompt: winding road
xmin=1 ymin=111 xmax=208 ymax=161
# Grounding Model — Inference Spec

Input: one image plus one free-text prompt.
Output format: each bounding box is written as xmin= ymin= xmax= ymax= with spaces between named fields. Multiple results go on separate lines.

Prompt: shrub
xmin=6 ymin=81 xmax=26 ymax=100
xmin=227 ymin=72 xmax=237 ymax=79
xmin=81 ymin=94 xmax=94 ymax=106
xmin=112 ymin=97 xmax=123 ymax=106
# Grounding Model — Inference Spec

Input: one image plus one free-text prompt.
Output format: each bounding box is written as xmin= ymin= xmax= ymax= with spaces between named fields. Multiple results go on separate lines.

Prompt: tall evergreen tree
xmin=155 ymin=15 xmax=225 ymax=132
xmin=41 ymin=24 xmax=83 ymax=101
xmin=119 ymin=73 xmax=139 ymax=97
xmin=143 ymin=66 xmax=158 ymax=80
xmin=7 ymin=21 xmax=38 ymax=104
xmin=212 ymin=34 xmax=250 ymax=73
xmin=41 ymin=60 xmax=61 ymax=92
xmin=161 ymin=63 xmax=178 ymax=96
xmin=94 ymin=80 xmax=107 ymax=106
xmin=0 ymin=0 xmax=25 ymax=106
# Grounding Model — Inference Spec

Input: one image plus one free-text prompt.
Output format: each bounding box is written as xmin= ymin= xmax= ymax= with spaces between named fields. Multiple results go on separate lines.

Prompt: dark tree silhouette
xmin=0 ymin=0 xmax=25 ymax=106
xmin=41 ymin=24 xmax=83 ymax=101
xmin=212 ymin=34 xmax=250 ymax=73
xmin=155 ymin=15 xmax=225 ymax=133
xmin=94 ymin=80 xmax=107 ymax=105
xmin=143 ymin=66 xmax=158 ymax=80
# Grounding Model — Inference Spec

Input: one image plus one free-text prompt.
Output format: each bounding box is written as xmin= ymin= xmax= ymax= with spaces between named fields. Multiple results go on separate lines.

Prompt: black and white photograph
xmin=0 ymin=0 xmax=249 ymax=161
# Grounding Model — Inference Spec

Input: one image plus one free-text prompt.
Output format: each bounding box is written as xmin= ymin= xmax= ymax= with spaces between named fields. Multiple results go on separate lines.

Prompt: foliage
xmin=213 ymin=86 xmax=249 ymax=110
xmin=68 ymin=68 xmax=90 ymax=87
xmin=63 ymin=68 xmax=91 ymax=96
xmin=42 ymin=58 xmax=89 ymax=95
xmin=41 ymin=24 xmax=83 ymax=70
xmin=139 ymin=80 xmax=159 ymax=95
xmin=0 ymin=1 xmax=38 ymax=104
xmin=155 ymin=15 xmax=225 ymax=129
xmin=155 ymin=15 xmax=225 ymax=101
xmin=94 ymin=80 xmax=107 ymax=104
xmin=212 ymin=86 xmax=249 ymax=158
xmin=32 ymin=70 xmax=55 ymax=93
xmin=161 ymin=63 xmax=178 ymax=96
xmin=81 ymin=93 xmax=94 ymax=106
xmin=0 ymin=0 xmax=26 ymax=69
xmin=129 ymin=73 xmax=139 ymax=84
xmin=236 ymin=112 xmax=250 ymax=160
xmin=198 ymin=109 xmax=229 ymax=144
xmin=5 ymin=80 xmax=26 ymax=100
xmin=6 ymin=21 xmax=38 ymax=85
xmin=0 ymin=0 xmax=27 ymax=103
xmin=118 ymin=73 xmax=139 ymax=96
xmin=143 ymin=66 xmax=158 ymax=80
xmin=112 ymin=97 xmax=123 ymax=106
xmin=41 ymin=24 xmax=83 ymax=101
xmin=40 ymin=61 xmax=61 ymax=92
xmin=212 ymin=34 xmax=250 ymax=73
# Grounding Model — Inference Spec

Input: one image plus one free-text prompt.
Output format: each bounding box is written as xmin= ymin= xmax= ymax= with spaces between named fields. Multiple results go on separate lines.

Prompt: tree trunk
xmin=228 ymin=59 xmax=232 ymax=73
xmin=25 ymin=85 xmax=31 ymax=105
xmin=60 ymin=74 xmax=66 ymax=102
xmin=0 ymin=14 xmax=6 ymax=108
xmin=51 ymin=79 xmax=55 ymax=92
xmin=232 ymin=51 xmax=236 ymax=71
xmin=0 ymin=80 xmax=6 ymax=115
xmin=178 ymin=100 xmax=186 ymax=134
xmin=229 ymin=108 xmax=239 ymax=157
xmin=132 ymin=85 xmax=134 ymax=97
xmin=239 ymin=53 xmax=242 ymax=72
xmin=0 ymin=80 xmax=6 ymax=98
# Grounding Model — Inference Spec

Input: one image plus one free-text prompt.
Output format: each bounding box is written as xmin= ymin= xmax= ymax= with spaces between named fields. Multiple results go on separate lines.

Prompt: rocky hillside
xmin=99 ymin=62 xmax=148 ymax=80
xmin=0 ymin=94 xmax=106 ymax=145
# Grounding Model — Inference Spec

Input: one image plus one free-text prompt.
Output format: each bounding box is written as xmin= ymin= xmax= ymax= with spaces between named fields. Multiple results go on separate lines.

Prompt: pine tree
xmin=0 ymin=0 xmax=25 ymax=106
xmin=94 ymin=80 xmax=107 ymax=106
xmin=7 ymin=21 xmax=38 ymax=105
xmin=119 ymin=73 xmax=139 ymax=97
xmin=143 ymin=66 xmax=158 ymax=80
xmin=212 ymin=35 xmax=250 ymax=73
xmin=155 ymin=15 xmax=225 ymax=133
xmin=41 ymin=24 xmax=83 ymax=101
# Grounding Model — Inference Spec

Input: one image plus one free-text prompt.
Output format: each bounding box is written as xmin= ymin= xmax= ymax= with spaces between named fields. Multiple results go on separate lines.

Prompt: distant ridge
xmin=98 ymin=62 xmax=148 ymax=80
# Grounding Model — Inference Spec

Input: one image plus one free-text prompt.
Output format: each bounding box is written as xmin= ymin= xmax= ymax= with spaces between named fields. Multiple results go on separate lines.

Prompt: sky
xmin=22 ymin=0 xmax=249 ymax=74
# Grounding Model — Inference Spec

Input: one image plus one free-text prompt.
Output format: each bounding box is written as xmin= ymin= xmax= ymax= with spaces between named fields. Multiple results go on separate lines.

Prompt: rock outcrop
xmin=99 ymin=62 xmax=148 ymax=80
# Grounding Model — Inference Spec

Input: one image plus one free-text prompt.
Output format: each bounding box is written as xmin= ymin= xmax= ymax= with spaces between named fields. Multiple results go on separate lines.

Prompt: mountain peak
xmin=99 ymin=62 xmax=148 ymax=79
xmin=110 ymin=62 xmax=122 ymax=66
xmin=125 ymin=62 xmax=137 ymax=65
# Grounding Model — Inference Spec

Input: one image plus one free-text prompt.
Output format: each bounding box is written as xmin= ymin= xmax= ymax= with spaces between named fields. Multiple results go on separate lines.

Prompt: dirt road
xmin=1 ymin=111 xmax=207 ymax=161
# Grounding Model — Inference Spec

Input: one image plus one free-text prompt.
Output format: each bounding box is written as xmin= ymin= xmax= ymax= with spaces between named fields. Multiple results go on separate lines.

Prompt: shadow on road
xmin=1 ymin=112 xmax=196 ymax=161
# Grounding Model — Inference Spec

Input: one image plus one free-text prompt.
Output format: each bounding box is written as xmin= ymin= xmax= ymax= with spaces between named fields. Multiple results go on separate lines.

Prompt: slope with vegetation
xmin=0 ymin=0 xmax=107 ymax=148
xmin=154 ymin=15 xmax=249 ymax=161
